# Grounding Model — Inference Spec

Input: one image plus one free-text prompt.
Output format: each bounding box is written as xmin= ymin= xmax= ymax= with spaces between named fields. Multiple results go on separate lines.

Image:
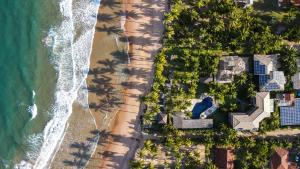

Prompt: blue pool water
xmin=192 ymin=97 xmax=213 ymax=119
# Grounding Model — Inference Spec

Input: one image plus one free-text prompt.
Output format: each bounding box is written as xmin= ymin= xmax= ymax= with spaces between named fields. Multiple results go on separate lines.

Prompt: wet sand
xmin=50 ymin=103 xmax=98 ymax=168
xmin=50 ymin=0 xmax=166 ymax=168
xmin=50 ymin=0 xmax=128 ymax=167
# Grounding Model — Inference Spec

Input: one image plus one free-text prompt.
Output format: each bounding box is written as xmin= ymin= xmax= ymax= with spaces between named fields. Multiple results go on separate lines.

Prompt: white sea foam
xmin=15 ymin=0 xmax=101 ymax=168
xmin=25 ymin=133 xmax=44 ymax=161
xmin=0 ymin=158 xmax=9 ymax=169
xmin=28 ymin=90 xmax=37 ymax=120
xmin=29 ymin=104 xmax=37 ymax=120
xmin=32 ymin=91 xmax=36 ymax=98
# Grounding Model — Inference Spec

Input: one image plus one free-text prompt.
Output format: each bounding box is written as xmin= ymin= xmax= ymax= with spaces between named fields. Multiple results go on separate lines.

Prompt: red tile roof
xmin=215 ymin=148 xmax=234 ymax=169
xmin=280 ymin=0 xmax=300 ymax=6
xmin=271 ymin=148 xmax=289 ymax=169
xmin=291 ymin=0 xmax=300 ymax=5
xmin=289 ymin=162 xmax=298 ymax=169
xmin=285 ymin=93 xmax=295 ymax=102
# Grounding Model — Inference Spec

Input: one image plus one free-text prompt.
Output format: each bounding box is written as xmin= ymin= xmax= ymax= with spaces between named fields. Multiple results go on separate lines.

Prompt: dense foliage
xmin=164 ymin=0 xmax=281 ymax=53
xmin=132 ymin=124 xmax=300 ymax=169
xmin=259 ymin=104 xmax=281 ymax=133
xmin=138 ymin=0 xmax=300 ymax=168
xmin=235 ymin=138 xmax=293 ymax=169
xmin=279 ymin=46 xmax=298 ymax=77
xmin=131 ymin=126 xmax=206 ymax=168
xmin=142 ymin=0 xmax=287 ymax=125
xmin=282 ymin=8 xmax=300 ymax=42
xmin=208 ymin=73 xmax=255 ymax=113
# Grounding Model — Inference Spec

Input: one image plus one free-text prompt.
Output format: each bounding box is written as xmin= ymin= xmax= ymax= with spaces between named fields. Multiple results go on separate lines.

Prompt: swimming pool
xmin=192 ymin=97 xmax=213 ymax=119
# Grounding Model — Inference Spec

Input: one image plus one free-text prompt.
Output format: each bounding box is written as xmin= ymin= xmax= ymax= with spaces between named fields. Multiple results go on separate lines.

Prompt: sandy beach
xmin=50 ymin=0 xmax=127 ymax=167
xmin=49 ymin=0 xmax=165 ymax=168
xmin=86 ymin=0 xmax=166 ymax=168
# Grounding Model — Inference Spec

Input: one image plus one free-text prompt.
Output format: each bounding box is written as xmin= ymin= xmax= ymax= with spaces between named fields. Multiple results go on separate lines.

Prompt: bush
xmin=259 ymin=104 xmax=280 ymax=132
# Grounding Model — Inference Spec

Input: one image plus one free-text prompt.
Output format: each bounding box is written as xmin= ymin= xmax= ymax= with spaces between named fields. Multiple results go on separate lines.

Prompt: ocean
xmin=0 ymin=0 xmax=100 ymax=168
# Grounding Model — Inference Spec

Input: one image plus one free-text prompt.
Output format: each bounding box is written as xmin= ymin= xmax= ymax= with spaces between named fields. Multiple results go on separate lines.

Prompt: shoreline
xmin=48 ymin=0 xmax=165 ymax=168
xmin=49 ymin=0 xmax=131 ymax=168
xmin=45 ymin=0 xmax=102 ymax=168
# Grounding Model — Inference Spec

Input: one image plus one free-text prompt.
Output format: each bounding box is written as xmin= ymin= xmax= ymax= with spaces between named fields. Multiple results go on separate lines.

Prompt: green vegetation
xmin=253 ymin=1 xmax=300 ymax=42
xmin=142 ymin=51 xmax=167 ymax=125
xmin=132 ymin=124 xmax=300 ymax=169
xmin=137 ymin=0 xmax=300 ymax=168
xmin=259 ymin=104 xmax=281 ymax=133
xmin=235 ymin=138 xmax=293 ymax=168
xmin=208 ymin=73 xmax=255 ymax=113
xmin=278 ymin=45 xmax=299 ymax=93
xmin=198 ymin=52 xmax=220 ymax=77
xmin=165 ymin=0 xmax=281 ymax=53
xmin=204 ymin=160 xmax=217 ymax=169
xmin=279 ymin=46 xmax=298 ymax=77
xmin=130 ymin=140 xmax=158 ymax=169
xmin=142 ymin=0 xmax=288 ymax=126
xmin=282 ymin=8 xmax=300 ymax=42
xmin=131 ymin=126 xmax=207 ymax=168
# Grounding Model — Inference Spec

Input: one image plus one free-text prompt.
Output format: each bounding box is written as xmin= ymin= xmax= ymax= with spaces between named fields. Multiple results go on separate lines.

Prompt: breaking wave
xmin=15 ymin=0 xmax=100 ymax=168
xmin=29 ymin=104 xmax=37 ymax=120
xmin=29 ymin=90 xmax=37 ymax=120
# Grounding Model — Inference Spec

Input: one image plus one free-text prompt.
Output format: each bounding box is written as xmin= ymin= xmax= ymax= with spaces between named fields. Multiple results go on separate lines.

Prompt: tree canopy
xmin=279 ymin=46 xmax=298 ymax=77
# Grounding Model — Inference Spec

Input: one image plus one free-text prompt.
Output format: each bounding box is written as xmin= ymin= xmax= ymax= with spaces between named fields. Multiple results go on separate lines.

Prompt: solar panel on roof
xmin=265 ymin=82 xmax=280 ymax=91
xmin=280 ymin=101 xmax=300 ymax=126
xmin=254 ymin=61 xmax=266 ymax=75
xmin=259 ymin=75 xmax=269 ymax=86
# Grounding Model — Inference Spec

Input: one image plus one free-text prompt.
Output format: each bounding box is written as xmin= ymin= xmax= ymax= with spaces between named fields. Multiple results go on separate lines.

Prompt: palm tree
xmin=204 ymin=160 xmax=217 ymax=169
xmin=279 ymin=46 xmax=298 ymax=77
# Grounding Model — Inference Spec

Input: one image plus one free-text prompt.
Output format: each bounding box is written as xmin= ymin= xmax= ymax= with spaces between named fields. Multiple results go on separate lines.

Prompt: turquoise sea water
xmin=0 ymin=0 xmax=59 ymax=168
xmin=0 ymin=0 xmax=100 ymax=168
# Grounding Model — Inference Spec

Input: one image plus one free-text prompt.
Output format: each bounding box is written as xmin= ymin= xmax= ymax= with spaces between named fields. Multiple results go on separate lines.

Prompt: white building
xmin=229 ymin=92 xmax=274 ymax=131
xmin=292 ymin=72 xmax=300 ymax=90
xmin=235 ymin=0 xmax=254 ymax=7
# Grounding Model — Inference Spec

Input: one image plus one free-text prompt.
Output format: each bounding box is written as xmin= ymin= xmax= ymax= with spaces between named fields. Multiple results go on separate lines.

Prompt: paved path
xmin=238 ymin=128 xmax=300 ymax=138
